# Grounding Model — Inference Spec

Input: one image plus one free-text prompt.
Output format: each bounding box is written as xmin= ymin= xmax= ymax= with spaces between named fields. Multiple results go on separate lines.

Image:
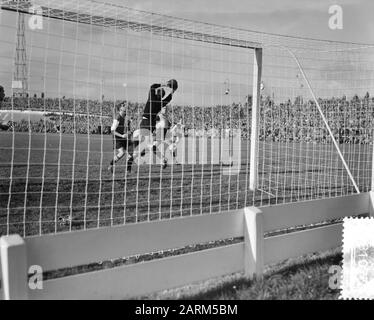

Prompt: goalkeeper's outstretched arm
xmin=155 ymin=79 xmax=178 ymax=105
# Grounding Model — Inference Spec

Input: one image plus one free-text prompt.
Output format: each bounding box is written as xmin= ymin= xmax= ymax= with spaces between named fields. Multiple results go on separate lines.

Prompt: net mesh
xmin=256 ymin=45 xmax=374 ymax=205
xmin=0 ymin=0 xmax=373 ymax=237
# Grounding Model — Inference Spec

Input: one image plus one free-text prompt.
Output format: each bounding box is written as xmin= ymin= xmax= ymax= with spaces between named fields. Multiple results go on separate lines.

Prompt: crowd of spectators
xmin=1 ymin=94 xmax=373 ymax=144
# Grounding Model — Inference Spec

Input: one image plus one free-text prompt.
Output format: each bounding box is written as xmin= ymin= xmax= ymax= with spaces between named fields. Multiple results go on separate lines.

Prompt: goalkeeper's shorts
xmin=132 ymin=117 xmax=156 ymax=142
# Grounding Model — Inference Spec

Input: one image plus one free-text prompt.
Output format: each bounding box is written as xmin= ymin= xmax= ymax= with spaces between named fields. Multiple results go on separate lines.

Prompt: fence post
xmin=0 ymin=235 xmax=28 ymax=300
xmin=249 ymin=48 xmax=263 ymax=191
xmin=175 ymin=136 xmax=187 ymax=165
xmin=244 ymin=207 xmax=264 ymax=279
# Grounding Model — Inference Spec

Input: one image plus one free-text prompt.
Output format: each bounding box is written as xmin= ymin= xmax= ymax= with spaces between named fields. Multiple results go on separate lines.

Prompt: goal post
xmin=249 ymin=48 xmax=262 ymax=191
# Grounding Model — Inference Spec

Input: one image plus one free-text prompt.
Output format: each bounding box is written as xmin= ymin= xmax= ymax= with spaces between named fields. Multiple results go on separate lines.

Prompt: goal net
xmin=0 ymin=0 xmax=373 ymax=237
xmin=255 ymin=44 xmax=374 ymax=206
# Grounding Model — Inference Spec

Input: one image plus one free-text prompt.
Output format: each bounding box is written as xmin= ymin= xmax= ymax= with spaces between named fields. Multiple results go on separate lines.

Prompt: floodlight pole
xmin=13 ymin=12 xmax=28 ymax=97
xmin=249 ymin=48 xmax=262 ymax=191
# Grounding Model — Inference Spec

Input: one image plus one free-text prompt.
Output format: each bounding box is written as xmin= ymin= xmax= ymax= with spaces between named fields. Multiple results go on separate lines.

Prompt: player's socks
xmin=126 ymin=155 xmax=134 ymax=172
xmin=152 ymin=145 xmax=157 ymax=154
xmin=162 ymin=159 xmax=168 ymax=169
xmin=108 ymin=160 xmax=115 ymax=174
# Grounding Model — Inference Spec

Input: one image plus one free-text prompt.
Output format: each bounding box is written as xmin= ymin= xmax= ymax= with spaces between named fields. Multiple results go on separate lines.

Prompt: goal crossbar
xmin=0 ymin=0 xmax=262 ymax=49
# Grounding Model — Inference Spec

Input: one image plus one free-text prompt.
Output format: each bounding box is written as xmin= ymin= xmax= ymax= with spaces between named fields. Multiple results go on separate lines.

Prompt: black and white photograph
xmin=0 ymin=0 xmax=374 ymax=304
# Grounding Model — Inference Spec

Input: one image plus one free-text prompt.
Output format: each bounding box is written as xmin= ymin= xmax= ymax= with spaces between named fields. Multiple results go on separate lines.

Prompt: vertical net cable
xmin=23 ymin=9 xmax=35 ymax=237
xmin=53 ymin=9 xmax=64 ymax=233
xmin=83 ymin=4 xmax=93 ymax=230
xmin=69 ymin=0 xmax=79 ymax=232
xmin=178 ymin=22 xmax=186 ymax=218
xmin=6 ymin=12 xmax=18 ymax=235
xmin=97 ymin=6 xmax=105 ymax=229
xmin=122 ymin=7 xmax=129 ymax=226
xmin=39 ymin=2 xmax=51 ymax=235
xmin=109 ymin=8 xmax=118 ymax=227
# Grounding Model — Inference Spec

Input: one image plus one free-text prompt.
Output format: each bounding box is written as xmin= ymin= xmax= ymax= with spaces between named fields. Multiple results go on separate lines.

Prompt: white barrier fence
xmin=138 ymin=133 xmax=239 ymax=167
xmin=0 ymin=192 xmax=372 ymax=300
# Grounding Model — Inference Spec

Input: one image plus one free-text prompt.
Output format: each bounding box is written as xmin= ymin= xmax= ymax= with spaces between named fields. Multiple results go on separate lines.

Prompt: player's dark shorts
xmin=115 ymin=138 xmax=131 ymax=150
xmin=163 ymin=128 xmax=168 ymax=139
xmin=139 ymin=117 xmax=156 ymax=133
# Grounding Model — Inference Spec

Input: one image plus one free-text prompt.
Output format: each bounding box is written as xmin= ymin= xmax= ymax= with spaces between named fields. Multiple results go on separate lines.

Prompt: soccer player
xmin=154 ymin=107 xmax=170 ymax=143
xmin=0 ymin=112 xmax=10 ymax=131
xmin=152 ymin=107 xmax=170 ymax=161
xmin=164 ymin=119 xmax=184 ymax=164
xmin=131 ymin=79 xmax=178 ymax=170
xmin=108 ymin=102 xmax=133 ymax=174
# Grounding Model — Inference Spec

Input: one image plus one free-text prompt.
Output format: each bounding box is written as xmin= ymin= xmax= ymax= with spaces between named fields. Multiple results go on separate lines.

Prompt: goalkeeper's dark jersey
xmin=142 ymin=83 xmax=172 ymax=123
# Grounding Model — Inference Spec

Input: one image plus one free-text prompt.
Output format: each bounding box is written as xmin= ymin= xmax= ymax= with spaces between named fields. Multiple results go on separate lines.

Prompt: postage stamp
xmin=341 ymin=217 xmax=374 ymax=299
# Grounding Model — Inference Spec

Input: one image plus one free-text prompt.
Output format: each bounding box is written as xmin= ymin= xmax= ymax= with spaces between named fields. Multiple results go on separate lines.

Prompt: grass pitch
xmin=0 ymin=131 xmax=369 ymax=237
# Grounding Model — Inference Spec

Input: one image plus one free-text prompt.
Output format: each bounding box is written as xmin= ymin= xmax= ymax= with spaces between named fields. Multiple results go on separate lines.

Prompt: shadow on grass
xmin=174 ymin=252 xmax=342 ymax=300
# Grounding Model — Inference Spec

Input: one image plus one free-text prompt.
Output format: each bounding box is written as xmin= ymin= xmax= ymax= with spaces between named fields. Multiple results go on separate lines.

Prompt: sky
xmin=0 ymin=0 xmax=374 ymax=105
xmin=107 ymin=0 xmax=374 ymax=44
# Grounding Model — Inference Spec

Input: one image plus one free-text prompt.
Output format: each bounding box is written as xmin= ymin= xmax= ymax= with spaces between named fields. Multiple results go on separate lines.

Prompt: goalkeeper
xmin=130 ymin=79 xmax=178 ymax=170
